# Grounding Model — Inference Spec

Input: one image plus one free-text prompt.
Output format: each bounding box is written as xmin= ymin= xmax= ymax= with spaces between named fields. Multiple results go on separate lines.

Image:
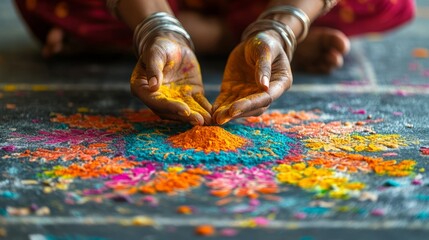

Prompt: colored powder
xmin=219 ymin=228 xmax=238 ymax=237
xmin=176 ymin=205 xmax=193 ymax=214
xmin=245 ymin=110 xmax=319 ymax=126
xmin=0 ymin=191 xmax=19 ymax=199
xmin=51 ymin=113 xmax=133 ymax=133
xmin=104 ymin=164 xmax=156 ymax=191
xmin=206 ymin=167 xmax=278 ymax=199
xmin=351 ymin=109 xmax=367 ymax=115
xmin=45 ymin=156 xmax=138 ymax=179
xmin=285 ymin=121 xmax=370 ymax=139
xmin=416 ymin=211 xmax=429 ymax=220
xmin=293 ymin=212 xmax=307 ymax=219
xmin=158 ymin=84 xmax=208 ymax=117
xmin=274 ymin=163 xmax=365 ymax=199
xmin=19 ymin=143 xmax=111 ymax=162
xmin=167 ymin=126 xmax=248 ymax=153
xmin=383 ymin=179 xmax=401 ymax=187
xmin=1 ymin=145 xmax=16 ymax=152
xmin=122 ymin=109 xmax=160 ymax=123
xmin=300 ymin=207 xmax=330 ymax=215
xmin=412 ymin=48 xmax=429 ymax=58
xmin=304 ymin=134 xmax=407 ymax=152
xmin=5 ymin=103 xmax=16 ymax=110
xmin=307 ymin=152 xmax=416 ymax=177
xmin=370 ymin=209 xmax=385 ymax=216
xmin=139 ymin=168 xmax=210 ymax=194
xmin=126 ymin=123 xmax=294 ymax=166
xmin=195 ymin=225 xmax=215 ymax=236
xmin=13 ymin=129 xmax=114 ymax=145
xmin=412 ymin=179 xmax=423 ymax=185
xmin=420 ymin=146 xmax=429 ymax=155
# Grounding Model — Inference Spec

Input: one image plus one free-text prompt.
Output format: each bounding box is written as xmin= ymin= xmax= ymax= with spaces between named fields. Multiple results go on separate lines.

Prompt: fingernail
xmin=190 ymin=120 xmax=200 ymax=126
xmin=261 ymin=75 xmax=269 ymax=91
xmin=148 ymin=77 xmax=157 ymax=88
xmin=218 ymin=117 xmax=231 ymax=125
xmin=231 ymin=109 xmax=242 ymax=117
xmin=178 ymin=110 xmax=190 ymax=117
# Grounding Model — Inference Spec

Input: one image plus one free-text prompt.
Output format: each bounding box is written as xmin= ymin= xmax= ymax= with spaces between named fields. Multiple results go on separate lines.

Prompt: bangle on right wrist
xmin=133 ymin=12 xmax=195 ymax=57
xmin=258 ymin=6 xmax=310 ymax=43
xmin=242 ymin=19 xmax=296 ymax=61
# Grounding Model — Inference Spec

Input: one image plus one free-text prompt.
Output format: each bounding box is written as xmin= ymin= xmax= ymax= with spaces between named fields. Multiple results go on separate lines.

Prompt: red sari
xmin=14 ymin=0 xmax=415 ymax=48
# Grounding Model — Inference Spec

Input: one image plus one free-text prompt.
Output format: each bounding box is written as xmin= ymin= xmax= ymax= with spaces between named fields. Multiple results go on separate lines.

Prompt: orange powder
xmin=167 ymin=126 xmax=248 ymax=153
xmin=195 ymin=225 xmax=216 ymax=236
xmin=412 ymin=48 xmax=429 ymax=58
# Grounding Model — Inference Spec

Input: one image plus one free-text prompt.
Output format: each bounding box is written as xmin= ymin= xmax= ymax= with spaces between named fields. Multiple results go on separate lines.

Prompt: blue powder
xmin=300 ymin=207 xmax=330 ymax=215
xmin=416 ymin=211 xmax=429 ymax=220
xmin=125 ymin=123 xmax=295 ymax=167
xmin=383 ymin=179 xmax=401 ymax=187
xmin=0 ymin=191 xmax=19 ymax=199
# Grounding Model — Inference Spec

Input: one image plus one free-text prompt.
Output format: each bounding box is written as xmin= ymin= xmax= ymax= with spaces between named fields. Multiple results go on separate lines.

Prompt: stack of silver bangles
xmin=242 ymin=0 xmax=338 ymax=61
xmin=242 ymin=6 xmax=309 ymax=61
xmin=133 ymin=12 xmax=194 ymax=57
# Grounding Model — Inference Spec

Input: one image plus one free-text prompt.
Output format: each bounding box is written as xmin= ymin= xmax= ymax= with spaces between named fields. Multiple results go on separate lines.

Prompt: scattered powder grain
xmin=412 ymin=48 xmax=429 ymax=58
xmin=195 ymin=225 xmax=216 ymax=236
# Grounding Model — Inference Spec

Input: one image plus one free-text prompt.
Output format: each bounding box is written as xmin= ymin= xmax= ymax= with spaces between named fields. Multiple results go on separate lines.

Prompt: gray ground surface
xmin=1 ymin=1 xmax=429 ymax=240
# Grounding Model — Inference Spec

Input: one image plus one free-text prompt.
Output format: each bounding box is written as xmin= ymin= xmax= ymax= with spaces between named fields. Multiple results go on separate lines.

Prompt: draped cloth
xmin=14 ymin=0 xmax=415 ymax=48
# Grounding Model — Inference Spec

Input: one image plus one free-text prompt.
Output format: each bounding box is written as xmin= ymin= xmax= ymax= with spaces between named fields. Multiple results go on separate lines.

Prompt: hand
xmin=212 ymin=31 xmax=293 ymax=125
xmin=130 ymin=34 xmax=212 ymax=125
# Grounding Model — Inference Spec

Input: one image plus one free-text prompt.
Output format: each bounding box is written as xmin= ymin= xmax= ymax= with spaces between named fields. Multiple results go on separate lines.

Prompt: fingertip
xmin=177 ymin=109 xmax=191 ymax=117
xmin=218 ymin=116 xmax=232 ymax=125
xmin=190 ymin=112 xmax=205 ymax=126
xmin=260 ymin=75 xmax=269 ymax=91
xmin=148 ymin=77 xmax=160 ymax=92
xmin=328 ymin=50 xmax=344 ymax=68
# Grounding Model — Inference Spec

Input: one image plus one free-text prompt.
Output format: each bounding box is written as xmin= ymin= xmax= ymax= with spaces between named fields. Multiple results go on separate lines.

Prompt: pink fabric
xmin=314 ymin=0 xmax=416 ymax=36
xmin=14 ymin=0 xmax=415 ymax=47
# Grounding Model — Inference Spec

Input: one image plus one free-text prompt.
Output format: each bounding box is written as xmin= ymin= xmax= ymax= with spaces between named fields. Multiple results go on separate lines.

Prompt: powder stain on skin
xmin=167 ymin=126 xmax=248 ymax=153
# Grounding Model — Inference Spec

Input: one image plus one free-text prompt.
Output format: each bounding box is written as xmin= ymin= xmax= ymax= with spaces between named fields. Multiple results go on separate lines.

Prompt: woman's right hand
xmin=130 ymin=33 xmax=212 ymax=125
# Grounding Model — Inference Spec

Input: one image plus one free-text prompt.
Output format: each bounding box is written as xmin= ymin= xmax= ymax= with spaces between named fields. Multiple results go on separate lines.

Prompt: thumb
xmin=144 ymin=46 xmax=167 ymax=92
xmin=255 ymin=55 xmax=272 ymax=92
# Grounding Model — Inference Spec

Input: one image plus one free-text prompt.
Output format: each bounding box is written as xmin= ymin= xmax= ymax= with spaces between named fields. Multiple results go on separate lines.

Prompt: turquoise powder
xmin=125 ymin=123 xmax=295 ymax=167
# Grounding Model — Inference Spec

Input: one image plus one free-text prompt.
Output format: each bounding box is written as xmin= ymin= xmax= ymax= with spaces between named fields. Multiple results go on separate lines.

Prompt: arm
xmin=116 ymin=0 xmax=174 ymax=29
xmin=212 ymin=0 xmax=337 ymax=124
xmin=107 ymin=0 xmax=212 ymax=125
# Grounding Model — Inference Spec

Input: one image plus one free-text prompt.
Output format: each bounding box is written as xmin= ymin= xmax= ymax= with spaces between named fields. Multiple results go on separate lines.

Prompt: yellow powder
xmin=158 ymin=84 xmax=207 ymax=117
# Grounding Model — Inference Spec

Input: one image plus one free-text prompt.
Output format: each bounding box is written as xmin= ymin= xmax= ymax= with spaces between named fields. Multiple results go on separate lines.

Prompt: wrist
xmin=134 ymin=12 xmax=194 ymax=57
xmin=242 ymin=19 xmax=296 ymax=60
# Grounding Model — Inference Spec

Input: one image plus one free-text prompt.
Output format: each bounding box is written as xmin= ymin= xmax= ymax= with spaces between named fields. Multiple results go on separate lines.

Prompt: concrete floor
xmin=1 ymin=1 xmax=429 ymax=240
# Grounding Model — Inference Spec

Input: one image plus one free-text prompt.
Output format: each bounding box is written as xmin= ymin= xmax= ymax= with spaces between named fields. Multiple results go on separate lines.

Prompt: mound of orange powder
xmin=167 ymin=126 xmax=248 ymax=153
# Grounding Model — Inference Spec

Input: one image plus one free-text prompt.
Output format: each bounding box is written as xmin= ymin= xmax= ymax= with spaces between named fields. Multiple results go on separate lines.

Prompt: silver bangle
xmin=258 ymin=6 xmax=310 ymax=43
xmin=242 ymin=19 xmax=296 ymax=61
xmin=133 ymin=12 xmax=194 ymax=57
xmin=322 ymin=0 xmax=339 ymax=15
xmin=106 ymin=0 xmax=121 ymax=18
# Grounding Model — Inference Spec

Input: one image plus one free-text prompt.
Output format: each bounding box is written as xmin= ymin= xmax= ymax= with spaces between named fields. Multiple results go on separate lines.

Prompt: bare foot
xmin=292 ymin=27 xmax=350 ymax=74
xmin=42 ymin=27 xmax=64 ymax=58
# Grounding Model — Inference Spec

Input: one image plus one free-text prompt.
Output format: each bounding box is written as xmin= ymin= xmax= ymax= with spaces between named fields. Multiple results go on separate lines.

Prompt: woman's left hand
xmin=212 ymin=30 xmax=293 ymax=125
